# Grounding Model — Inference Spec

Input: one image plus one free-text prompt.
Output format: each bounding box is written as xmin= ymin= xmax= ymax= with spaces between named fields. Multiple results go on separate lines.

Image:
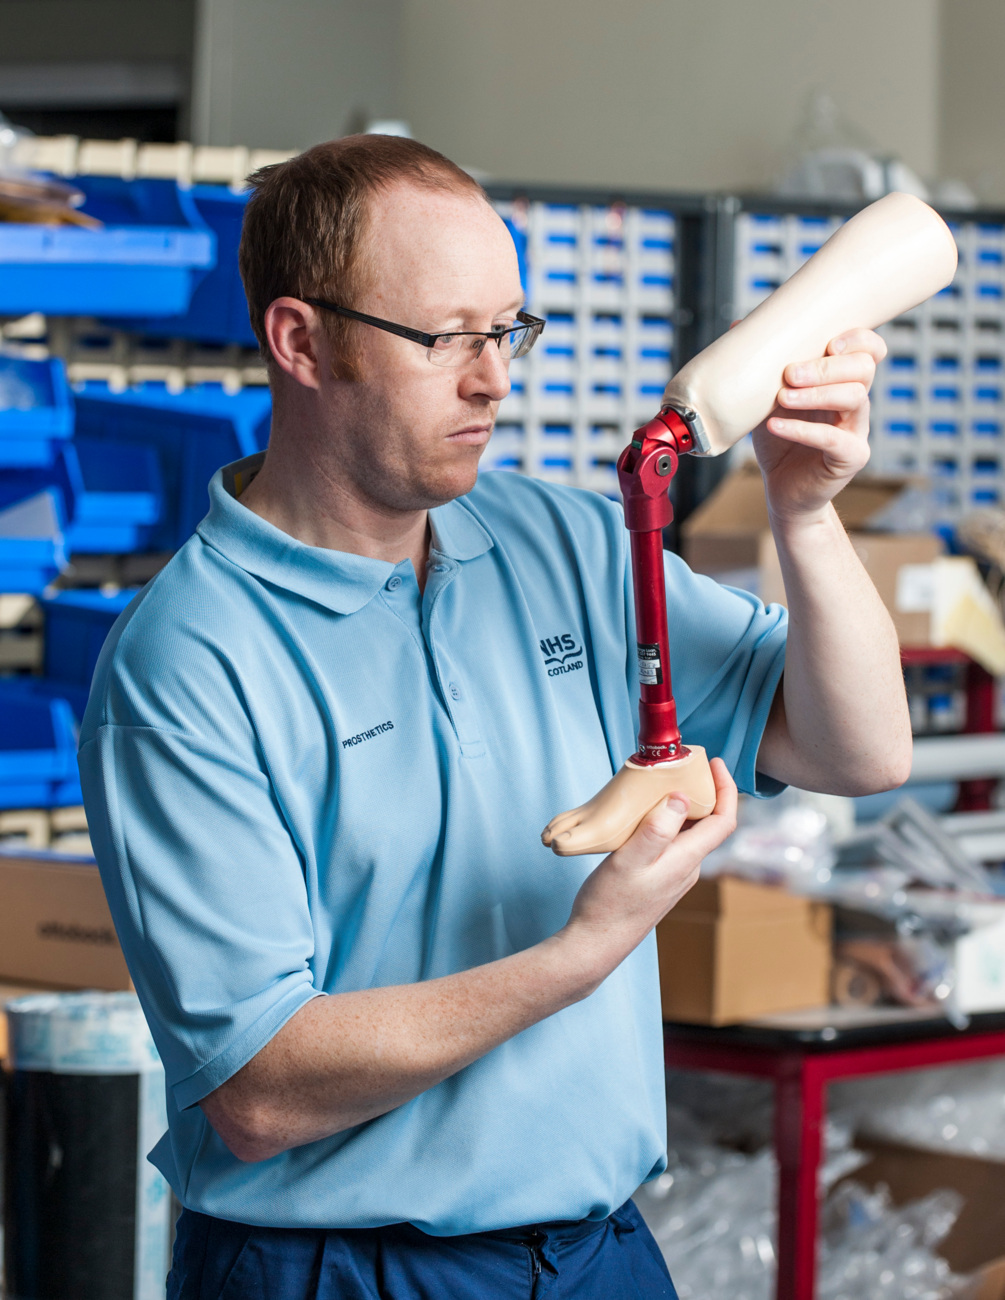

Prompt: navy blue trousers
xmin=167 ymin=1199 xmax=678 ymax=1299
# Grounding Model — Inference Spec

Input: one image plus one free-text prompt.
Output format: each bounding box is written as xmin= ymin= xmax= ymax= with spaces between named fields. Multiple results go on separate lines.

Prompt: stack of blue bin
xmin=73 ymin=382 xmax=271 ymax=549
xmin=0 ymin=172 xmax=273 ymax=814
xmin=0 ymin=682 xmax=82 ymax=808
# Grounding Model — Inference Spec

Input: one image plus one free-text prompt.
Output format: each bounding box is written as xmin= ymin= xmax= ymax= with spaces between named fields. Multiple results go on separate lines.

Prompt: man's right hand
xmin=201 ymin=759 xmax=737 ymax=1162
xmin=562 ymin=758 xmax=737 ymax=976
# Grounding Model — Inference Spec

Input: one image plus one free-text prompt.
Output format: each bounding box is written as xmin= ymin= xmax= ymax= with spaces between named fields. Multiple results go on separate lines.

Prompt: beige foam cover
xmin=664 ymin=192 xmax=959 ymax=456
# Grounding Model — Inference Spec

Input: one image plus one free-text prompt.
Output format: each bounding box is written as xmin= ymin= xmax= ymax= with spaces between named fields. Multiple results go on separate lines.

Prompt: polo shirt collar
xmin=197 ymin=453 xmax=493 ymax=616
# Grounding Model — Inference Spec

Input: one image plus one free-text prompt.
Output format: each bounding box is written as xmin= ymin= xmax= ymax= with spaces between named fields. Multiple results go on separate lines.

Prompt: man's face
xmin=317 ymin=183 xmax=524 ymax=514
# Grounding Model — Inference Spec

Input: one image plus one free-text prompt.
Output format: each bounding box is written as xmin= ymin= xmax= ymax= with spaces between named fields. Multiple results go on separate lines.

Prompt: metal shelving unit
xmin=484 ymin=185 xmax=718 ymax=510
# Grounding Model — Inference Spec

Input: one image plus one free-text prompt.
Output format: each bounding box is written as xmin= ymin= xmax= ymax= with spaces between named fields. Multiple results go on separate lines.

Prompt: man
xmin=80 ymin=135 xmax=911 ymax=1299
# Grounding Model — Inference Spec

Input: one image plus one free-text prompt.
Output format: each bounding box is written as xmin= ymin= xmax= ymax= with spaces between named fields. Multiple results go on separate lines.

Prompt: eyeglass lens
xmin=427 ymin=322 xmax=539 ymax=368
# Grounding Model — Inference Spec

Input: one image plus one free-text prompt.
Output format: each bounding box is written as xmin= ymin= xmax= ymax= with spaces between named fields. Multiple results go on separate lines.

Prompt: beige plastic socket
xmin=664 ymin=192 xmax=959 ymax=457
xmin=541 ymin=744 xmax=716 ymax=857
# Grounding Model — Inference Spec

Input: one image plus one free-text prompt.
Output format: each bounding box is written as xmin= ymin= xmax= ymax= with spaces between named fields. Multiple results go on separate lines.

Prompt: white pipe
xmin=940 ymin=809 xmax=1005 ymax=834
xmin=910 ymin=734 xmax=1005 ymax=783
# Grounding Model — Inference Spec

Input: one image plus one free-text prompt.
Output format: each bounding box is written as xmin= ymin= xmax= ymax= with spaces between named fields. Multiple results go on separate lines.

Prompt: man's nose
xmin=462 ymin=340 xmax=511 ymax=401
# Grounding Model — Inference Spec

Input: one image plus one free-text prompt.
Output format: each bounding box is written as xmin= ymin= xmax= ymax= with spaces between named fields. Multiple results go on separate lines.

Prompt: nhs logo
xmin=539 ymin=632 xmax=584 ymax=677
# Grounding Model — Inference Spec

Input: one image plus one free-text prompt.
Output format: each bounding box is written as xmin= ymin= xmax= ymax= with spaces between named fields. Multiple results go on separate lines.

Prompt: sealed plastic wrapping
xmin=701 ymin=790 xmax=1002 ymax=1019
xmin=636 ymin=1076 xmax=972 ymax=1300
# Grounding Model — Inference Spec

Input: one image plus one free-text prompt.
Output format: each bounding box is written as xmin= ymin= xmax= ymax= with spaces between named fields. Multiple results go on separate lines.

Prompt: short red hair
xmin=239 ymin=134 xmax=485 ymax=379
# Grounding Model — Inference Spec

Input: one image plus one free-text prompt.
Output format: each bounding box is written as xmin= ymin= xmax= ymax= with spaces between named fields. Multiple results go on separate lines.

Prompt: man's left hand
xmin=752 ymin=327 xmax=887 ymax=524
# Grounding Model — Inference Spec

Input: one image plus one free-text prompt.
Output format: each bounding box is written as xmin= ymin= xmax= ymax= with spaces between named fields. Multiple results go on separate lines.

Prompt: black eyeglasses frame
xmin=302 ymin=298 xmax=545 ymax=355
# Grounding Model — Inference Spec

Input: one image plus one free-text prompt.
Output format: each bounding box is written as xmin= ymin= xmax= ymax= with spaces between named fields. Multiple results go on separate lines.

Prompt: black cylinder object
xmin=3 ymin=992 xmax=171 ymax=1300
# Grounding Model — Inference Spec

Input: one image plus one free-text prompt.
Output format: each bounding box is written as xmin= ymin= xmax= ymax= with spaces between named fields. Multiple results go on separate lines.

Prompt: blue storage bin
xmin=0 ymin=177 xmax=215 ymax=318
xmin=0 ymin=682 xmax=81 ymax=808
xmin=19 ymin=676 xmax=91 ymax=725
xmin=120 ymin=185 xmax=257 ymax=346
xmin=0 ymin=356 xmax=74 ymax=468
xmin=62 ymin=438 xmax=163 ymax=553
xmin=73 ymin=383 xmax=272 ymax=550
xmin=41 ymin=588 xmax=137 ymax=690
xmin=0 ymin=436 xmax=163 ymax=555
xmin=0 ymin=490 xmax=66 ymax=594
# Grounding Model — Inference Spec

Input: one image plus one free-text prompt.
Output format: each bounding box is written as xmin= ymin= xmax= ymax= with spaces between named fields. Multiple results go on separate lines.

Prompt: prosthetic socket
xmin=541 ymin=193 xmax=958 ymax=857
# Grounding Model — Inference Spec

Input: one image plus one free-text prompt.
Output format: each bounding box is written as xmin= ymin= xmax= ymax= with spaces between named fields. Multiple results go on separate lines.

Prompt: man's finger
xmin=764 ymin=417 xmax=871 ymax=464
xmin=783 ymin=353 xmax=877 ymax=391
xmin=672 ymin=759 xmax=738 ymax=856
xmin=827 ymin=328 xmax=888 ymax=363
xmin=777 ymin=381 xmax=870 ymax=413
xmin=615 ymin=794 xmax=692 ymax=867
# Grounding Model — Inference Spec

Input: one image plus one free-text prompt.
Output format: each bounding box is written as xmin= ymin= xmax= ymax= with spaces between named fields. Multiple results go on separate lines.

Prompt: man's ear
xmin=264 ymin=298 xmax=325 ymax=390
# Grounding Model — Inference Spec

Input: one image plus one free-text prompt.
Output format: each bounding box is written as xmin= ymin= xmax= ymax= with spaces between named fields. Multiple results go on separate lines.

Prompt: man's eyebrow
xmin=439 ymin=298 xmax=526 ymax=328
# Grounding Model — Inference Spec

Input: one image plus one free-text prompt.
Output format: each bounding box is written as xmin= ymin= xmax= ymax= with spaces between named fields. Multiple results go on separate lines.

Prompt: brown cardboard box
xmin=851 ymin=1138 xmax=1005 ymax=1274
xmin=759 ymin=529 xmax=944 ymax=645
xmin=681 ymin=464 xmax=943 ymax=646
xmin=961 ymin=1258 xmax=1005 ymax=1300
xmin=0 ymin=852 xmax=132 ymax=991
xmin=656 ymin=876 xmax=832 ymax=1025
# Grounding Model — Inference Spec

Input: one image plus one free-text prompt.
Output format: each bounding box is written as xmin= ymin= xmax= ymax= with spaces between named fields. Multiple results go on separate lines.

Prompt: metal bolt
xmin=656 ymin=454 xmax=673 ymax=476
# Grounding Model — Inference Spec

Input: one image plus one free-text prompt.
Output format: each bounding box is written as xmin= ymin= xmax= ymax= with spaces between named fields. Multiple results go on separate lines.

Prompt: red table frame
xmin=664 ymin=1022 xmax=1005 ymax=1300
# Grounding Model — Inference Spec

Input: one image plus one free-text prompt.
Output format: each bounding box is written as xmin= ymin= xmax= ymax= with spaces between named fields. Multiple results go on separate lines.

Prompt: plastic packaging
xmin=832 ymin=1059 xmax=1005 ymax=1161
xmin=638 ymin=1079 xmax=969 ymax=1300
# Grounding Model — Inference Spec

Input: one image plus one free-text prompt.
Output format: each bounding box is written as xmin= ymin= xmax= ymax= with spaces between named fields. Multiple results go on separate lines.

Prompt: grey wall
xmin=190 ymin=0 xmax=402 ymax=149
xmin=397 ymin=0 xmax=941 ymax=192
xmin=190 ymin=0 xmax=943 ymax=192
xmin=940 ymin=0 xmax=1005 ymax=203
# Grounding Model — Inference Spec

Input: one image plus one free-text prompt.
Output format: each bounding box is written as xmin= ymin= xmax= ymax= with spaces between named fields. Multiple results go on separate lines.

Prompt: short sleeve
xmin=661 ymin=553 xmax=788 ymax=796
xmin=78 ymin=725 xmax=322 ymax=1110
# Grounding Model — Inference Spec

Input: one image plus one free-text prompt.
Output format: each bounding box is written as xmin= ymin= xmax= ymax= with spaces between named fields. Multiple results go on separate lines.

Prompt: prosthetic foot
xmin=541 ymin=746 xmax=716 ymax=856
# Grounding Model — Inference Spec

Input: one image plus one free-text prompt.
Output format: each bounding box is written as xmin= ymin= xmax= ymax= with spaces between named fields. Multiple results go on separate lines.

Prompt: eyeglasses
xmin=303 ymin=298 xmax=545 ymax=369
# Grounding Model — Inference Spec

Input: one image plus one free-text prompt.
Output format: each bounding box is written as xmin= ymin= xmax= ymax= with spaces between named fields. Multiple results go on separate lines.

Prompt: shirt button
xmin=386 ymin=575 xmax=403 ymax=591
xmin=449 ymin=682 xmax=461 ymax=700
xmin=431 ymin=562 xmax=449 ymax=573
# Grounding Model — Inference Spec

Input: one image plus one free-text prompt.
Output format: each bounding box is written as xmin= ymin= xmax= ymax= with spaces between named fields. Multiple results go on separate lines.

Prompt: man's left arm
xmin=754 ymin=327 xmax=914 ymax=795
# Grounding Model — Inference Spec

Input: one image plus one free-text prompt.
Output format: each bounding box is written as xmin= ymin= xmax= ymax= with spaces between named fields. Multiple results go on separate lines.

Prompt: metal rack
xmin=484 ymin=185 xmax=718 ymax=511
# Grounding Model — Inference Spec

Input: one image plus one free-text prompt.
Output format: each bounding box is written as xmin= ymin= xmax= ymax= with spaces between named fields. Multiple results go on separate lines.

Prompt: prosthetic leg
xmin=541 ymin=192 xmax=958 ymax=858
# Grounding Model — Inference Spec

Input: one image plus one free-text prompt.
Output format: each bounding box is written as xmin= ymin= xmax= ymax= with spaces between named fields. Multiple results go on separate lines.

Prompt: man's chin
xmin=396 ymin=460 xmax=481 ymax=512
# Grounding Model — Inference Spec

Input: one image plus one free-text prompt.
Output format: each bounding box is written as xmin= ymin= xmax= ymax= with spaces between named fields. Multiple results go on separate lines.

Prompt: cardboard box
xmin=681 ymin=461 xmax=927 ymax=572
xmin=852 ymin=1138 xmax=1005 ymax=1274
xmin=656 ymin=875 xmax=832 ymax=1025
xmin=0 ymin=851 xmax=132 ymax=991
xmin=760 ymin=529 xmax=945 ymax=646
xmin=960 ymin=1257 xmax=1005 ymax=1300
xmin=681 ymin=463 xmax=944 ymax=647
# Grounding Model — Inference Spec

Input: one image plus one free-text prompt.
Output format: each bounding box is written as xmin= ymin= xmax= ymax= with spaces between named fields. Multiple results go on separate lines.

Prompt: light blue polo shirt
xmin=78 ymin=454 xmax=786 ymax=1235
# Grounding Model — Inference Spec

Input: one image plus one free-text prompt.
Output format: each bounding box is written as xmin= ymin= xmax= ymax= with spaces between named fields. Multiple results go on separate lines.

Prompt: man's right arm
xmin=201 ymin=761 xmax=737 ymax=1162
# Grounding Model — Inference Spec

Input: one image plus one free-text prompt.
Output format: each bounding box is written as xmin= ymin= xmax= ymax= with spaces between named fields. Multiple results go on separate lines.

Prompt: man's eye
xmin=432 ymin=334 xmax=458 ymax=349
